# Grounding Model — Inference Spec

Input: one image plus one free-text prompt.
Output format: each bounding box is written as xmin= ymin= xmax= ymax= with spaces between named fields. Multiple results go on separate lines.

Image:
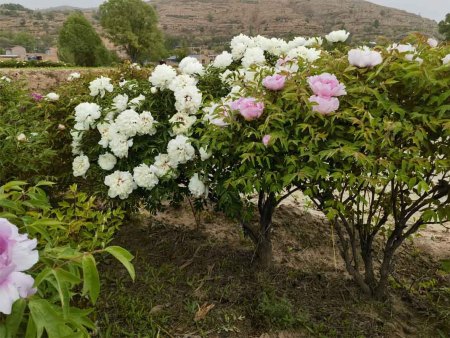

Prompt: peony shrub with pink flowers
xmin=199 ymin=31 xmax=450 ymax=301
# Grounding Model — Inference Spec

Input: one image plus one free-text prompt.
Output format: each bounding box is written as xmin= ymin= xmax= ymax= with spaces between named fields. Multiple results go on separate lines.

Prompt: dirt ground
xmin=96 ymin=195 xmax=450 ymax=337
xmin=0 ymin=68 xmax=108 ymax=92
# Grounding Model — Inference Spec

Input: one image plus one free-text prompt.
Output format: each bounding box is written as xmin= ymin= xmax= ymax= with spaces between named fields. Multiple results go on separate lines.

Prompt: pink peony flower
xmin=0 ymin=218 xmax=38 ymax=315
xmin=348 ymin=48 xmax=383 ymax=68
xmin=231 ymin=97 xmax=265 ymax=121
xmin=262 ymin=134 xmax=271 ymax=146
xmin=31 ymin=93 xmax=43 ymax=101
xmin=307 ymin=73 xmax=346 ymax=98
xmin=309 ymin=95 xmax=340 ymax=115
xmin=262 ymin=74 xmax=286 ymax=91
xmin=427 ymin=38 xmax=438 ymax=48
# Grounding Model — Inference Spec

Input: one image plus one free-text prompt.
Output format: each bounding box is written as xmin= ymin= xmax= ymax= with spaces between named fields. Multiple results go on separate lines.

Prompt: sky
xmin=0 ymin=0 xmax=448 ymax=22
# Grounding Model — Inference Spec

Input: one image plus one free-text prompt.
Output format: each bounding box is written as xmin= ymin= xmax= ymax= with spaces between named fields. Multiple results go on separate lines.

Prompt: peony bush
xmin=198 ymin=32 xmax=450 ymax=300
xmin=69 ymin=60 xmax=210 ymax=212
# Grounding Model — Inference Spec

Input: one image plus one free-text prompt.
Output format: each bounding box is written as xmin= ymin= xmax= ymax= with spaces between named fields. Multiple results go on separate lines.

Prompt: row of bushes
xmin=0 ymin=59 xmax=72 ymax=68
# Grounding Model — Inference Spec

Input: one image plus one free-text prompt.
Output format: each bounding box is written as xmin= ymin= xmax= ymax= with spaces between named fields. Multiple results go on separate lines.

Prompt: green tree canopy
xmin=99 ymin=0 xmax=166 ymax=63
xmin=438 ymin=13 xmax=450 ymax=40
xmin=58 ymin=12 xmax=114 ymax=66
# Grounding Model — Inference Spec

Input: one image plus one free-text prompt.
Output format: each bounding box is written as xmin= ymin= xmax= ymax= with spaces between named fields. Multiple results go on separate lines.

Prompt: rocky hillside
xmin=151 ymin=0 xmax=439 ymax=46
xmin=0 ymin=0 xmax=440 ymax=52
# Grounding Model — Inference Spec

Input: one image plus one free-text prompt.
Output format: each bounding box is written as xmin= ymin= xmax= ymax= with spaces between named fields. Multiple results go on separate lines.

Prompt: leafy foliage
xmin=99 ymin=0 xmax=166 ymax=62
xmin=58 ymin=12 xmax=115 ymax=67
xmin=0 ymin=181 xmax=134 ymax=337
xmin=438 ymin=13 xmax=450 ymax=40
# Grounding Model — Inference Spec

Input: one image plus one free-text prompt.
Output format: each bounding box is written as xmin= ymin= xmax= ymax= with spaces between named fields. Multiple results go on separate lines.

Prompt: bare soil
xmin=97 ymin=196 xmax=450 ymax=337
xmin=0 ymin=68 xmax=108 ymax=92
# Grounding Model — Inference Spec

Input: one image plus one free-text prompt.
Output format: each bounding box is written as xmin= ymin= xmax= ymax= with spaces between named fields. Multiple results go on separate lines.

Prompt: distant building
xmin=2 ymin=46 xmax=27 ymax=60
xmin=29 ymin=47 xmax=59 ymax=62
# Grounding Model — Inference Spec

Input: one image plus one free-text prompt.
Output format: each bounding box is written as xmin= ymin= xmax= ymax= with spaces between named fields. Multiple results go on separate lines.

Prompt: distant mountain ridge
xmin=0 ymin=0 xmax=440 ymax=53
xmin=149 ymin=0 xmax=439 ymax=46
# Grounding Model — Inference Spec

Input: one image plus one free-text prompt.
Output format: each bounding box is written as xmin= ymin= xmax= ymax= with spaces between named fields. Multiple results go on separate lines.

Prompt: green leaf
xmin=28 ymin=299 xmax=73 ymax=338
xmin=35 ymin=181 xmax=56 ymax=187
xmin=1 ymin=181 xmax=27 ymax=192
xmin=52 ymin=269 xmax=71 ymax=318
xmin=5 ymin=299 xmax=27 ymax=338
xmin=105 ymin=246 xmax=135 ymax=281
xmin=82 ymin=254 xmax=100 ymax=304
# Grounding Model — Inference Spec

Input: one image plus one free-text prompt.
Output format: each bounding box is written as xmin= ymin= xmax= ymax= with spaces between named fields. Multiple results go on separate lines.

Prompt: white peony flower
xmin=285 ymin=37 xmax=307 ymax=51
xmin=112 ymin=94 xmax=129 ymax=112
xmin=138 ymin=111 xmax=157 ymax=135
xmin=133 ymin=164 xmax=159 ymax=190
xmin=220 ymin=69 xmax=235 ymax=85
xmin=230 ymin=34 xmax=254 ymax=60
xmin=325 ymin=30 xmax=350 ymax=43
xmin=97 ymin=122 xmax=111 ymax=148
xmin=167 ymin=135 xmax=195 ymax=167
xmin=231 ymin=43 xmax=248 ymax=60
xmin=442 ymin=54 xmax=450 ymax=65
xmin=115 ymin=109 xmax=141 ymax=138
xmin=109 ymin=134 xmax=133 ymax=158
xmin=104 ymin=171 xmax=136 ymax=199
xmin=203 ymin=103 xmax=230 ymax=127
xmin=388 ymin=43 xmax=416 ymax=54
xmin=89 ymin=76 xmax=113 ymax=98
xmin=305 ymin=37 xmax=323 ymax=47
xmin=129 ymin=94 xmax=145 ymax=109
xmin=98 ymin=153 xmax=117 ymax=171
xmin=152 ymin=153 xmax=173 ymax=177
xmin=405 ymin=53 xmax=423 ymax=64
xmin=427 ymin=38 xmax=438 ymax=48
xmin=149 ymin=64 xmax=177 ymax=89
xmin=131 ymin=63 xmax=141 ymax=70
xmin=74 ymin=102 xmax=101 ymax=131
xmin=179 ymin=57 xmax=204 ymax=76
xmin=213 ymin=51 xmax=233 ymax=68
xmin=150 ymin=87 xmax=158 ymax=94
xmin=174 ymin=85 xmax=202 ymax=114
xmin=16 ymin=133 xmax=27 ymax=142
xmin=45 ymin=92 xmax=59 ymax=101
xmin=348 ymin=47 xmax=383 ymax=68
xmin=67 ymin=72 xmax=81 ymax=81
xmin=199 ymin=147 xmax=212 ymax=161
xmin=188 ymin=173 xmax=207 ymax=198
xmin=168 ymin=75 xmax=198 ymax=92
xmin=241 ymin=47 xmax=266 ymax=68
xmin=275 ymin=57 xmax=299 ymax=74
xmin=72 ymin=155 xmax=90 ymax=177
xmin=169 ymin=112 xmax=197 ymax=135
xmin=287 ymin=46 xmax=321 ymax=63
xmin=70 ymin=130 xmax=83 ymax=155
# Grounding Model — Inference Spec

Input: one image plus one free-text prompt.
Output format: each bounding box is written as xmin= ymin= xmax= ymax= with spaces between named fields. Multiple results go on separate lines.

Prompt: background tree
xmin=99 ymin=0 xmax=166 ymax=63
xmin=438 ymin=13 xmax=450 ymax=40
xmin=58 ymin=12 xmax=114 ymax=66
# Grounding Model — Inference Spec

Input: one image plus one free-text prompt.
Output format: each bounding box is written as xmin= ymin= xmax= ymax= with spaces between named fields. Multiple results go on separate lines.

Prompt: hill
xmin=151 ymin=0 xmax=440 ymax=47
xmin=0 ymin=0 xmax=440 ymax=54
